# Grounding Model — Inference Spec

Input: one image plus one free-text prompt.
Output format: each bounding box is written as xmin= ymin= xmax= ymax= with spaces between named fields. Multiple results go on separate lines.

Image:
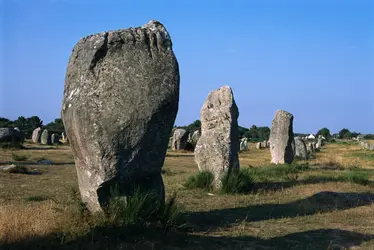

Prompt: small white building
xmin=307 ymin=134 xmax=315 ymax=140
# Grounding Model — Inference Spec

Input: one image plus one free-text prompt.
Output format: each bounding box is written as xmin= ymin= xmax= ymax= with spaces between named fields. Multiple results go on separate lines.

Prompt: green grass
xmin=185 ymin=171 xmax=214 ymax=190
xmin=161 ymin=168 xmax=174 ymax=176
xmin=345 ymin=151 xmax=374 ymax=161
xmin=304 ymin=171 xmax=370 ymax=186
xmin=11 ymin=153 xmax=29 ymax=161
xmin=246 ymin=163 xmax=311 ymax=182
xmin=0 ymin=141 xmax=23 ymax=149
xmin=221 ymin=169 xmax=254 ymax=194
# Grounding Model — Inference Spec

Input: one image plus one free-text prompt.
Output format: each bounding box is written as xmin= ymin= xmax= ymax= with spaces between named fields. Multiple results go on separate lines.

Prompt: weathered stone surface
xmin=370 ymin=144 xmax=374 ymax=151
xmin=51 ymin=133 xmax=60 ymax=144
xmin=256 ymin=142 xmax=262 ymax=149
xmin=40 ymin=129 xmax=51 ymax=145
xmin=0 ymin=128 xmax=24 ymax=143
xmin=61 ymin=20 xmax=179 ymax=212
xmin=294 ymin=137 xmax=308 ymax=160
xmin=194 ymin=85 xmax=239 ymax=188
xmin=308 ymin=142 xmax=315 ymax=153
xmin=172 ymin=129 xmax=188 ymax=150
xmin=269 ymin=110 xmax=294 ymax=164
xmin=240 ymin=137 xmax=248 ymax=151
xmin=32 ymin=127 xmax=42 ymax=143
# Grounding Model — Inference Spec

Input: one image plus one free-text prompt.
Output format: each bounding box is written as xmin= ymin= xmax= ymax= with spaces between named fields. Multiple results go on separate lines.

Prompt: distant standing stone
xmin=61 ymin=20 xmax=179 ymax=212
xmin=32 ymin=127 xmax=42 ymax=143
xmin=256 ymin=142 xmax=262 ymax=149
xmin=40 ymin=129 xmax=51 ymax=145
xmin=294 ymin=137 xmax=308 ymax=160
xmin=0 ymin=128 xmax=24 ymax=143
xmin=240 ymin=137 xmax=248 ymax=151
xmin=194 ymin=85 xmax=239 ymax=188
xmin=263 ymin=140 xmax=268 ymax=148
xmin=269 ymin=110 xmax=294 ymax=164
xmin=308 ymin=142 xmax=315 ymax=153
xmin=51 ymin=133 xmax=60 ymax=144
xmin=190 ymin=130 xmax=201 ymax=146
xmin=172 ymin=129 xmax=189 ymax=150
xmin=315 ymin=138 xmax=322 ymax=149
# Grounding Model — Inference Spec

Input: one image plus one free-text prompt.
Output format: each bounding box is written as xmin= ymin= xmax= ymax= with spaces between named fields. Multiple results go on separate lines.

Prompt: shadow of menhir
xmin=184 ymin=192 xmax=374 ymax=232
xmin=1 ymin=228 xmax=372 ymax=250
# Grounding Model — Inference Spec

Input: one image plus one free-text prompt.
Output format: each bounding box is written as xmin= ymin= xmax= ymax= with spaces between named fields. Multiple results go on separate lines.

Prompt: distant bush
xmin=221 ymin=169 xmax=254 ymax=194
xmin=11 ymin=153 xmax=29 ymax=161
xmin=7 ymin=165 xmax=29 ymax=174
xmin=185 ymin=171 xmax=214 ymax=190
xmin=25 ymin=195 xmax=49 ymax=202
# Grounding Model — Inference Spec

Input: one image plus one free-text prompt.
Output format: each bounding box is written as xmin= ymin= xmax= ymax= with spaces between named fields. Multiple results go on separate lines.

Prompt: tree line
xmin=0 ymin=116 xmax=65 ymax=139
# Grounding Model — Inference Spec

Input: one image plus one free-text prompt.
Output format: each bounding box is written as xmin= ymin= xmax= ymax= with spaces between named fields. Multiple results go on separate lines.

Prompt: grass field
xmin=1 ymin=141 xmax=374 ymax=249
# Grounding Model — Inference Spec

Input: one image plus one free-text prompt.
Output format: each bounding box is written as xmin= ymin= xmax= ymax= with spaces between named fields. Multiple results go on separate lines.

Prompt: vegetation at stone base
xmin=7 ymin=165 xmax=29 ymax=174
xmin=11 ymin=153 xmax=29 ymax=161
xmin=221 ymin=169 xmax=254 ymax=194
xmin=184 ymin=171 xmax=214 ymax=190
xmin=105 ymin=188 xmax=182 ymax=231
xmin=0 ymin=140 xmax=24 ymax=149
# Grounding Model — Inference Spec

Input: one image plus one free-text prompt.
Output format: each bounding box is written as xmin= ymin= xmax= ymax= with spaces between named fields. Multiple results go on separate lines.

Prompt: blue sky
xmin=1 ymin=0 xmax=373 ymax=133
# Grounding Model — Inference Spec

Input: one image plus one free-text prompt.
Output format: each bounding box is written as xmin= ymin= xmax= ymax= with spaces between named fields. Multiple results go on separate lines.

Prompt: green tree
xmin=338 ymin=128 xmax=351 ymax=139
xmin=317 ymin=128 xmax=331 ymax=139
xmin=45 ymin=118 xmax=65 ymax=135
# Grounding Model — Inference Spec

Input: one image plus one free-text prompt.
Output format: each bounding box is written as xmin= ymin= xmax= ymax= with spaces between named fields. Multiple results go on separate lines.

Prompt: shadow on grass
xmin=184 ymin=192 xmax=374 ymax=232
xmin=1 ymin=227 xmax=372 ymax=250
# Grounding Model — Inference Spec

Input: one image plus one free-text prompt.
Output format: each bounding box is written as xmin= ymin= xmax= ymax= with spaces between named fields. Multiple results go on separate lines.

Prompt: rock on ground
xmin=172 ymin=128 xmax=189 ymax=150
xmin=269 ymin=110 xmax=294 ymax=164
xmin=194 ymin=85 xmax=239 ymax=188
xmin=61 ymin=20 xmax=180 ymax=212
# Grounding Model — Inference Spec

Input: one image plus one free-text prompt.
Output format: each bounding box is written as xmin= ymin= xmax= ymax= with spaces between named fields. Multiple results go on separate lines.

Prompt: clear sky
xmin=1 ymin=0 xmax=373 ymax=134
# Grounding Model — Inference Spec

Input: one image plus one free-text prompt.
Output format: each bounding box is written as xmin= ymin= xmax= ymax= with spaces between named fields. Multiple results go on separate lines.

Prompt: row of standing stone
xmin=359 ymin=141 xmax=374 ymax=151
xmin=31 ymin=127 xmax=68 ymax=145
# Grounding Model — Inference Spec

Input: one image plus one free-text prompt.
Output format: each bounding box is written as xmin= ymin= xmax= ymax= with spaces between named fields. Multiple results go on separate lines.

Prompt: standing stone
xmin=294 ymin=137 xmax=308 ymax=160
xmin=40 ymin=129 xmax=51 ymax=145
xmin=370 ymin=144 xmax=374 ymax=151
xmin=269 ymin=110 xmax=294 ymax=164
xmin=263 ymin=140 xmax=268 ymax=148
xmin=51 ymin=133 xmax=60 ymax=144
xmin=172 ymin=129 xmax=189 ymax=150
xmin=0 ymin=128 xmax=24 ymax=143
xmin=190 ymin=130 xmax=201 ymax=146
xmin=240 ymin=137 xmax=248 ymax=151
xmin=194 ymin=85 xmax=239 ymax=188
xmin=316 ymin=138 xmax=322 ymax=149
xmin=32 ymin=127 xmax=42 ymax=143
xmin=256 ymin=142 xmax=262 ymax=149
xmin=308 ymin=142 xmax=315 ymax=153
xmin=61 ymin=20 xmax=179 ymax=212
